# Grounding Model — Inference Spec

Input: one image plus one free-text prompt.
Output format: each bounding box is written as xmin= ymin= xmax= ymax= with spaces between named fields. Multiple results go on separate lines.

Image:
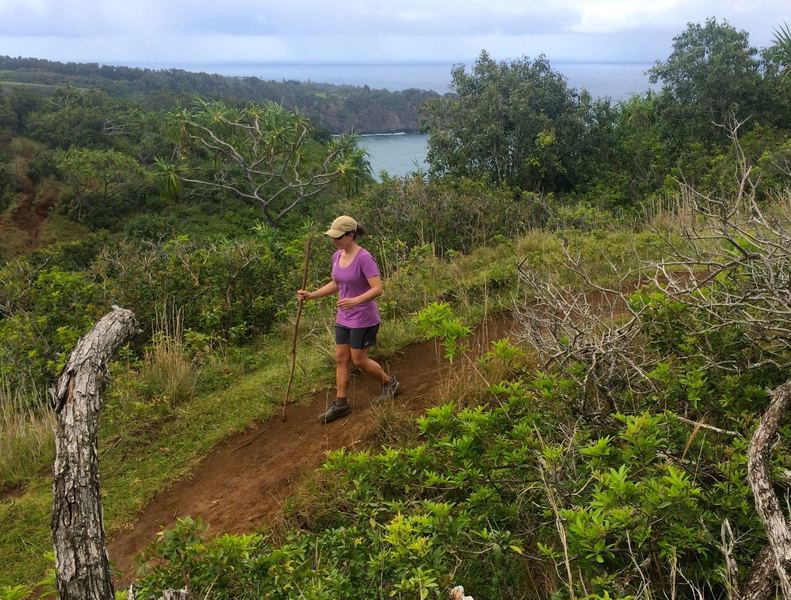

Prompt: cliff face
xmin=310 ymin=91 xmax=430 ymax=133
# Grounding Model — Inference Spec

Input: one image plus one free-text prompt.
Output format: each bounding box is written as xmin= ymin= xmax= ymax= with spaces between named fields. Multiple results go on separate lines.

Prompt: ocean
xmin=136 ymin=61 xmax=654 ymax=99
xmin=356 ymin=133 xmax=430 ymax=180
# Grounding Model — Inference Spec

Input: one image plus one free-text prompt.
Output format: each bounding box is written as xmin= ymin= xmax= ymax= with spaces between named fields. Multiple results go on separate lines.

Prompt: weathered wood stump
xmin=51 ymin=307 xmax=138 ymax=600
xmin=747 ymin=379 xmax=791 ymax=599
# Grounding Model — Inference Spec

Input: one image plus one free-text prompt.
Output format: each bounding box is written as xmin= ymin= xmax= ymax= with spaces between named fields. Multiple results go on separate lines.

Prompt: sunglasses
xmin=332 ymin=232 xmax=350 ymax=240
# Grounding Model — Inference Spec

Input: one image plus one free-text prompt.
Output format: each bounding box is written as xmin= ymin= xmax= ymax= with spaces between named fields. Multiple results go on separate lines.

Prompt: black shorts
xmin=335 ymin=324 xmax=380 ymax=349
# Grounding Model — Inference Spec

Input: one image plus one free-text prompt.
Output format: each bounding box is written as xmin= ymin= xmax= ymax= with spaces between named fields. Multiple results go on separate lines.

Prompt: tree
xmin=55 ymin=147 xmax=148 ymax=224
xmin=758 ymin=22 xmax=791 ymax=129
xmin=769 ymin=22 xmax=791 ymax=80
xmin=26 ymin=88 xmax=116 ymax=150
xmin=422 ymin=51 xmax=597 ymax=192
xmin=163 ymin=100 xmax=370 ymax=227
xmin=649 ymin=18 xmax=763 ymax=146
xmin=0 ymin=89 xmax=16 ymax=131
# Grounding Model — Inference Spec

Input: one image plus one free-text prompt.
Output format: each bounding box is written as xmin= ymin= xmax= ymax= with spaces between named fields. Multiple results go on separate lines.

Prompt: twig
xmin=671 ymin=414 xmax=742 ymax=438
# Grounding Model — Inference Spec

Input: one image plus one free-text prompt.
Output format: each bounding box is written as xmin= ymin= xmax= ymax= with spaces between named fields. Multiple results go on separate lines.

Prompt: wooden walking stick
xmin=282 ymin=234 xmax=312 ymax=421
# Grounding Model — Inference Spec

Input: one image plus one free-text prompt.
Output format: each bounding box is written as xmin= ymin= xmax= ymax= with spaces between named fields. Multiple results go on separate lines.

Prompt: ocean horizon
xmin=125 ymin=60 xmax=656 ymax=100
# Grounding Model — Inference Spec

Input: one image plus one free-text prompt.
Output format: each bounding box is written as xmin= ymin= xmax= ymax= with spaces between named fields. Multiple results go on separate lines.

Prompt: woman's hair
xmin=352 ymin=223 xmax=366 ymax=239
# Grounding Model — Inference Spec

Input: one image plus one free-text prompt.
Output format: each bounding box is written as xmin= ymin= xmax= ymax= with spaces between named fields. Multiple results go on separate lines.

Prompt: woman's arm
xmin=297 ymin=280 xmax=338 ymax=301
xmin=336 ymin=276 xmax=382 ymax=309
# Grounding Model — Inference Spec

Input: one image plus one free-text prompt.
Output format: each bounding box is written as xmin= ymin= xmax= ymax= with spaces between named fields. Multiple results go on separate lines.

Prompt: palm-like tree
xmin=772 ymin=22 xmax=791 ymax=80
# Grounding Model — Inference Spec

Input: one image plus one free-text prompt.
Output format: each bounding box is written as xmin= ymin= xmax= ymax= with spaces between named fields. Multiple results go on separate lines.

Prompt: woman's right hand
xmin=296 ymin=289 xmax=312 ymax=301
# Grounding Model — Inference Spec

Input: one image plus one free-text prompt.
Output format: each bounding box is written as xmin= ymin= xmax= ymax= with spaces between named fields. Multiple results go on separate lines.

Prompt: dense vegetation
xmin=423 ymin=18 xmax=791 ymax=206
xmin=0 ymin=56 xmax=436 ymax=134
xmin=0 ymin=16 xmax=790 ymax=600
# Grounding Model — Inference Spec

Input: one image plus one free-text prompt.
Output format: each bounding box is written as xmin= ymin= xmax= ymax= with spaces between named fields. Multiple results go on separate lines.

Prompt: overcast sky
xmin=0 ymin=0 xmax=787 ymax=66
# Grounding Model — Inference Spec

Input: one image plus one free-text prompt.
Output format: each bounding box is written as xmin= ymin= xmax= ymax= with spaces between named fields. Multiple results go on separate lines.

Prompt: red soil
xmin=108 ymin=314 xmax=514 ymax=584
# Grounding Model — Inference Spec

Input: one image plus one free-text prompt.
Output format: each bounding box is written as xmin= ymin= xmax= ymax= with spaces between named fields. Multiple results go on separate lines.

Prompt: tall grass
xmin=0 ymin=377 xmax=53 ymax=489
xmin=138 ymin=305 xmax=198 ymax=406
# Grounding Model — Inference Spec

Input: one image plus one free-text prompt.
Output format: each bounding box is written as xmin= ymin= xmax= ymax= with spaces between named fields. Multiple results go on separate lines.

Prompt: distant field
xmin=0 ymin=79 xmax=90 ymax=93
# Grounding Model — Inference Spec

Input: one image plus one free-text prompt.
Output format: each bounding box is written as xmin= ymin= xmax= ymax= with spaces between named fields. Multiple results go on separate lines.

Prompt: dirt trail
xmin=109 ymin=314 xmax=514 ymax=583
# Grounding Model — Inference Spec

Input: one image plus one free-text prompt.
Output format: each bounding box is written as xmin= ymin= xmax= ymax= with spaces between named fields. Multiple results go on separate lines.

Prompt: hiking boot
xmin=376 ymin=376 xmax=400 ymax=402
xmin=319 ymin=399 xmax=351 ymax=424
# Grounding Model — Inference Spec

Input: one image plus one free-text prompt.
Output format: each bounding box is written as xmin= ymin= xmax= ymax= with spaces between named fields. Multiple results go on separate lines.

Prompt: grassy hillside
xmin=0 ymin=228 xmax=662 ymax=588
xmin=1 ymin=21 xmax=789 ymax=597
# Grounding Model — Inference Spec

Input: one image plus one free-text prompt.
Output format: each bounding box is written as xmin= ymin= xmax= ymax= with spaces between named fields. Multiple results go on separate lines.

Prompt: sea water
xmin=142 ymin=61 xmax=653 ymax=98
xmin=356 ymin=133 xmax=430 ymax=180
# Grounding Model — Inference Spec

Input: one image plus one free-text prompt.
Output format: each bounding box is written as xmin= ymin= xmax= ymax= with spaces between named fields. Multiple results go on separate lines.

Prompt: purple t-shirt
xmin=332 ymin=248 xmax=381 ymax=328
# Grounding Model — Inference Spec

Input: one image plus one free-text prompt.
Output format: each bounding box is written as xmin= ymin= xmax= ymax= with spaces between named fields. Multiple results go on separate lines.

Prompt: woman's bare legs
xmin=335 ymin=344 xmax=352 ymax=398
xmin=350 ymin=347 xmax=389 ymax=384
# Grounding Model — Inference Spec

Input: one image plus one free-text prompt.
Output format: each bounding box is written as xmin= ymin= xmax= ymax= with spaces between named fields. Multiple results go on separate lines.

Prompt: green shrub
xmin=337 ymin=176 xmax=536 ymax=255
xmin=94 ymin=235 xmax=293 ymax=342
xmin=0 ymin=264 xmax=107 ymax=395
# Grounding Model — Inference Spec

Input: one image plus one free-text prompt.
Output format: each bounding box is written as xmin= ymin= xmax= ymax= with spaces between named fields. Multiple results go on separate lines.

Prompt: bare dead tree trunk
xmin=51 ymin=307 xmax=139 ymax=600
xmin=747 ymin=380 xmax=791 ymax=598
xmin=742 ymin=546 xmax=778 ymax=600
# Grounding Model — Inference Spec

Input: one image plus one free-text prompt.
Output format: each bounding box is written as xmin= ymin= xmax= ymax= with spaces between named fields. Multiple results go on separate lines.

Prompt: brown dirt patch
xmin=0 ymin=482 xmax=25 ymax=503
xmin=1 ymin=179 xmax=60 ymax=255
xmin=108 ymin=313 xmax=514 ymax=584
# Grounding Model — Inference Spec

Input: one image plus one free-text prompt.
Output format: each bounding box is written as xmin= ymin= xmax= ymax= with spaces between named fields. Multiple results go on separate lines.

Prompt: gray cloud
xmin=0 ymin=0 xmax=787 ymax=64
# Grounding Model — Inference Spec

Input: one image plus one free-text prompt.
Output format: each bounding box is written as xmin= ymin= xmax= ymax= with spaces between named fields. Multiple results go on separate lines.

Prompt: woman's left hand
xmin=337 ymin=297 xmax=360 ymax=309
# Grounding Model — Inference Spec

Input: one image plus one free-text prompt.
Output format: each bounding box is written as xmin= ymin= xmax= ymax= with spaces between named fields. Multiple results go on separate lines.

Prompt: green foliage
xmin=0 ymin=263 xmax=106 ymax=394
xmin=423 ymin=51 xmax=600 ymax=193
xmin=54 ymin=146 xmax=152 ymax=227
xmin=580 ymin=92 xmax=671 ymax=208
xmin=416 ymin=302 xmax=471 ymax=361
xmin=1 ymin=23 xmax=790 ymax=597
xmin=168 ymin=100 xmax=370 ymax=226
xmin=338 ymin=176 xmax=536 ymax=255
xmin=93 ymin=235 xmax=292 ymax=342
xmin=135 ymin=359 xmax=768 ymax=598
xmin=0 ymin=585 xmax=31 ymax=600
xmin=26 ymin=88 xmax=118 ymax=150
xmin=0 ymin=56 xmax=436 ymax=135
xmin=772 ymin=22 xmax=791 ymax=79
xmin=649 ymin=18 xmax=763 ymax=146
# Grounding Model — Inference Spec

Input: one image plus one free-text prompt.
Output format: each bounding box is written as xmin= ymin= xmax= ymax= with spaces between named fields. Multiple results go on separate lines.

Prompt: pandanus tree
xmin=156 ymin=100 xmax=370 ymax=226
xmin=771 ymin=22 xmax=791 ymax=80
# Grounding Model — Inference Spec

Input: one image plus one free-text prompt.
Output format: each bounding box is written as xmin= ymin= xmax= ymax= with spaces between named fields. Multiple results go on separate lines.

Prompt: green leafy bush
xmin=0 ymin=264 xmax=106 ymax=396
xmin=337 ymin=176 xmax=536 ymax=255
xmin=94 ymin=235 xmax=293 ymax=342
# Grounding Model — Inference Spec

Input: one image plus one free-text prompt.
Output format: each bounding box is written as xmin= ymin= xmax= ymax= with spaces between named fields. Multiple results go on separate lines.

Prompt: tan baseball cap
xmin=324 ymin=215 xmax=358 ymax=238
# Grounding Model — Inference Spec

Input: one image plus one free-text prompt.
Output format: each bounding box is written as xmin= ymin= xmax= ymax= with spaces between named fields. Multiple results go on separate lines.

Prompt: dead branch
xmin=514 ymin=252 xmax=656 ymax=413
xmin=747 ymin=379 xmax=791 ymax=597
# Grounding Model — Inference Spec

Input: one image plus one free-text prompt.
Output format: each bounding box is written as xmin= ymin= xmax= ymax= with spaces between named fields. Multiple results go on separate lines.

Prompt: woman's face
xmin=332 ymin=232 xmax=354 ymax=250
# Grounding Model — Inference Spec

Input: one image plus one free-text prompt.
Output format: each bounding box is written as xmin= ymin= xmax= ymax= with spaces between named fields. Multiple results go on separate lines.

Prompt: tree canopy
xmin=649 ymin=18 xmax=763 ymax=145
xmin=422 ymin=51 xmax=599 ymax=193
xmin=165 ymin=100 xmax=371 ymax=226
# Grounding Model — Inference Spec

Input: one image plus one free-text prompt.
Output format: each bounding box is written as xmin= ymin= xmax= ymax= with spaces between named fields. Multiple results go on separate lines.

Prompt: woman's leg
xmin=319 ymin=344 xmax=353 ymax=423
xmin=350 ymin=347 xmax=389 ymax=384
xmin=335 ymin=344 xmax=352 ymax=398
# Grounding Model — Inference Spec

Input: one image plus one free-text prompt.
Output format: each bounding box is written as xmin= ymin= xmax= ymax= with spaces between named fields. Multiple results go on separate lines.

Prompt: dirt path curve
xmin=109 ymin=314 xmax=514 ymax=583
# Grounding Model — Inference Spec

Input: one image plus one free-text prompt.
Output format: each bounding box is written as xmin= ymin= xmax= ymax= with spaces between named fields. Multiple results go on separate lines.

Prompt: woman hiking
xmin=297 ymin=216 xmax=400 ymax=423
